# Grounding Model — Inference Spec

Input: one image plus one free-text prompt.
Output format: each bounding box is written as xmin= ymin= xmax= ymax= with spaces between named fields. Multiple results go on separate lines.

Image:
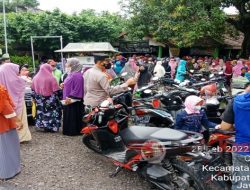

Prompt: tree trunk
xmin=241 ymin=30 xmax=250 ymax=58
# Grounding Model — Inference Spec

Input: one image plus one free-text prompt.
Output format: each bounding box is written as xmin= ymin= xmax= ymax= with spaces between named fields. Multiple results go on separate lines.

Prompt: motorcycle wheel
xmin=188 ymin=158 xmax=230 ymax=190
xmin=82 ymin=134 xmax=103 ymax=154
xmin=170 ymin=159 xmax=207 ymax=190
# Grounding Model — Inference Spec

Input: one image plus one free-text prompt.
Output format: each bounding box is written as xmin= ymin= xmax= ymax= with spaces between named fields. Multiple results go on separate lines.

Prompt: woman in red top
xmin=224 ymin=61 xmax=233 ymax=87
xmin=0 ymin=85 xmax=22 ymax=180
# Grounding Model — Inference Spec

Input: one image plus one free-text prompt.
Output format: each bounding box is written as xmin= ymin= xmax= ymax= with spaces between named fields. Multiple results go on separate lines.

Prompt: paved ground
xmin=0 ymin=126 xmax=150 ymax=190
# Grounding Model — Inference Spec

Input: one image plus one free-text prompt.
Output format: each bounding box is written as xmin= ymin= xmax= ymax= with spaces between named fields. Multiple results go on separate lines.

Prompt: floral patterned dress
xmin=32 ymin=91 xmax=62 ymax=132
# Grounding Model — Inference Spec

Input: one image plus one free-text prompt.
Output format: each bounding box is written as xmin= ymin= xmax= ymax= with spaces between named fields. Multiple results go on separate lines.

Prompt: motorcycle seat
xmin=121 ymin=126 xmax=188 ymax=144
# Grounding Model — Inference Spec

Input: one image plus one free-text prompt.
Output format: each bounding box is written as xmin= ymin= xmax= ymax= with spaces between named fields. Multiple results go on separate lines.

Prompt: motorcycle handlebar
xmin=217 ymin=95 xmax=232 ymax=101
xmin=209 ymin=128 xmax=235 ymax=135
xmin=112 ymin=89 xmax=132 ymax=100
xmin=136 ymin=83 xmax=155 ymax=92
xmin=191 ymin=77 xmax=225 ymax=88
xmin=173 ymin=84 xmax=200 ymax=94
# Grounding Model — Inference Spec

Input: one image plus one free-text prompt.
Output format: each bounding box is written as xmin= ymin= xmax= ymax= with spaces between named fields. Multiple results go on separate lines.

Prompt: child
xmin=175 ymin=95 xmax=220 ymax=133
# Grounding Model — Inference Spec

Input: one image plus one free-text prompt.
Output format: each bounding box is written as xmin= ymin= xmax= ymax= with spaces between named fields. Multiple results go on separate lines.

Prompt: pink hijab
xmin=32 ymin=64 xmax=59 ymax=96
xmin=0 ymin=63 xmax=25 ymax=115
xmin=233 ymin=60 xmax=244 ymax=77
xmin=129 ymin=58 xmax=138 ymax=71
xmin=184 ymin=95 xmax=204 ymax=114
xmin=169 ymin=58 xmax=177 ymax=79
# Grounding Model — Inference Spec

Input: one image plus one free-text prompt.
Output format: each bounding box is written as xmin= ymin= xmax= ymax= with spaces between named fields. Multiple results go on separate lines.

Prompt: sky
xmin=38 ymin=0 xmax=121 ymax=14
xmin=38 ymin=0 xmax=238 ymax=15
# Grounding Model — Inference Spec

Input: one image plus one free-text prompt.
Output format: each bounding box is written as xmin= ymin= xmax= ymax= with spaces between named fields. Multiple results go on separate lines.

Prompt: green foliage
xmin=221 ymin=0 xmax=250 ymax=57
xmin=0 ymin=9 xmax=126 ymax=55
xmin=122 ymin=0 xmax=250 ymax=57
xmin=10 ymin=55 xmax=38 ymax=68
xmin=0 ymin=0 xmax=39 ymax=12
xmin=122 ymin=0 xmax=226 ymax=47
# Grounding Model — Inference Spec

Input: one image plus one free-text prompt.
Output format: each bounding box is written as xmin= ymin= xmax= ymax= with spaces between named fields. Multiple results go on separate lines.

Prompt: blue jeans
xmin=232 ymin=153 xmax=250 ymax=190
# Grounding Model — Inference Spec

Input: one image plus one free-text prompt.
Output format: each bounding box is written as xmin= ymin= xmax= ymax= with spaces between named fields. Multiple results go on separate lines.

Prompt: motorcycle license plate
xmin=133 ymin=116 xmax=151 ymax=124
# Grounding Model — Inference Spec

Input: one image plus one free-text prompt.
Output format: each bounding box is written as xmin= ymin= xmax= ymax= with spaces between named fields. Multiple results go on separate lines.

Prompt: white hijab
xmin=154 ymin=61 xmax=166 ymax=78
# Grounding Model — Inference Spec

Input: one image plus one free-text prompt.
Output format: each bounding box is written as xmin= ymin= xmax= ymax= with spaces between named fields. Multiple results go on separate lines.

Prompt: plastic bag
xmin=32 ymin=101 xmax=36 ymax=118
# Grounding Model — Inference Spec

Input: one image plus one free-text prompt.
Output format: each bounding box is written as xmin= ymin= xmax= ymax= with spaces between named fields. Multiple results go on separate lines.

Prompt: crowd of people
xmin=113 ymin=54 xmax=250 ymax=86
xmin=0 ymin=53 xmax=250 ymax=190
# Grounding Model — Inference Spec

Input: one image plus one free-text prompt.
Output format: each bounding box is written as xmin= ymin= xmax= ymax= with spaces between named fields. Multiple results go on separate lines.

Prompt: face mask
xmin=104 ymin=63 xmax=112 ymax=70
xmin=194 ymin=106 xmax=202 ymax=111
xmin=65 ymin=67 xmax=71 ymax=73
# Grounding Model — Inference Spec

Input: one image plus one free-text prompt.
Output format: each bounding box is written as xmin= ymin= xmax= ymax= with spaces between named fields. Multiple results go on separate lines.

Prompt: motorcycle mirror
xmin=121 ymin=72 xmax=128 ymax=77
xmin=174 ymin=79 xmax=180 ymax=84
xmin=152 ymin=76 xmax=159 ymax=81
xmin=218 ymin=71 xmax=223 ymax=75
xmin=179 ymin=80 xmax=190 ymax=87
xmin=179 ymin=82 xmax=186 ymax=87
xmin=136 ymin=86 xmax=146 ymax=92
xmin=209 ymin=74 xmax=215 ymax=78
xmin=100 ymin=100 xmax=110 ymax=107
xmin=222 ymin=87 xmax=228 ymax=93
xmin=144 ymin=89 xmax=152 ymax=94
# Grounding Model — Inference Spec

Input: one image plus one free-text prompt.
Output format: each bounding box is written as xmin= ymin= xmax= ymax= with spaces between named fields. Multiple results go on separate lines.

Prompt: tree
xmin=122 ymin=0 xmax=225 ymax=46
xmin=22 ymin=0 xmax=39 ymax=8
xmin=221 ymin=0 xmax=250 ymax=57
xmin=122 ymin=0 xmax=250 ymax=57
xmin=0 ymin=0 xmax=39 ymax=12
xmin=0 ymin=9 xmax=125 ymax=56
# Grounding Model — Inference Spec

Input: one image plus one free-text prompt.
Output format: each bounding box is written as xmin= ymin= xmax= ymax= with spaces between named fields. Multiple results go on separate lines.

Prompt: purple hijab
xmin=63 ymin=58 xmax=83 ymax=100
xmin=32 ymin=64 xmax=59 ymax=96
xmin=63 ymin=73 xmax=83 ymax=100
xmin=0 ymin=63 xmax=25 ymax=115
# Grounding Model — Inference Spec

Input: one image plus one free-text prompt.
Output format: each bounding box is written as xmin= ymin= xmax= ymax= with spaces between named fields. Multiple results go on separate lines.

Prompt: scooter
xmin=81 ymin=98 xmax=210 ymax=190
xmin=113 ymin=88 xmax=174 ymax=128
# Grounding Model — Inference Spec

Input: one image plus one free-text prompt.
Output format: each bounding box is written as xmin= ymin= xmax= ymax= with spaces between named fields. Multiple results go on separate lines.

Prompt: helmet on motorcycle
xmin=200 ymin=83 xmax=217 ymax=96
xmin=162 ymin=91 xmax=183 ymax=111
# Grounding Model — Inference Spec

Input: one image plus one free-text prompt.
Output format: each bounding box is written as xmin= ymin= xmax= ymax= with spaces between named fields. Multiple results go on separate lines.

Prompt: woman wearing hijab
xmin=61 ymin=62 xmax=71 ymax=83
xmin=0 ymin=63 xmax=31 ymax=143
xmin=32 ymin=64 xmax=62 ymax=132
xmin=62 ymin=58 xmax=84 ymax=136
xmin=233 ymin=60 xmax=244 ymax=77
xmin=175 ymin=95 xmax=219 ymax=133
xmin=219 ymin=59 xmax=226 ymax=71
xmin=168 ymin=58 xmax=177 ymax=79
xmin=209 ymin=60 xmax=221 ymax=73
xmin=175 ymin=60 xmax=187 ymax=82
xmin=19 ymin=64 xmax=32 ymax=86
xmin=153 ymin=61 xmax=166 ymax=78
xmin=114 ymin=56 xmax=123 ymax=75
xmin=120 ymin=57 xmax=139 ymax=80
xmin=0 ymin=85 xmax=22 ymax=180
xmin=137 ymin=65 xmax=152 ymax=88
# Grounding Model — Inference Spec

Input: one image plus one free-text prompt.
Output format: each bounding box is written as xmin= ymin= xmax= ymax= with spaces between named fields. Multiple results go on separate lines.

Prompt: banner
xmin=169 ymin=48 xmax=180 ymax=57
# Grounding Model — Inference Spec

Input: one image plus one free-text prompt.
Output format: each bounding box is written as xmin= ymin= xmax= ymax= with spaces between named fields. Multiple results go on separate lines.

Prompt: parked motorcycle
xmin=81 ymin=98 xmax=212 ymax=190
xmin=113 ymin=89 xmax=174 ymax=128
